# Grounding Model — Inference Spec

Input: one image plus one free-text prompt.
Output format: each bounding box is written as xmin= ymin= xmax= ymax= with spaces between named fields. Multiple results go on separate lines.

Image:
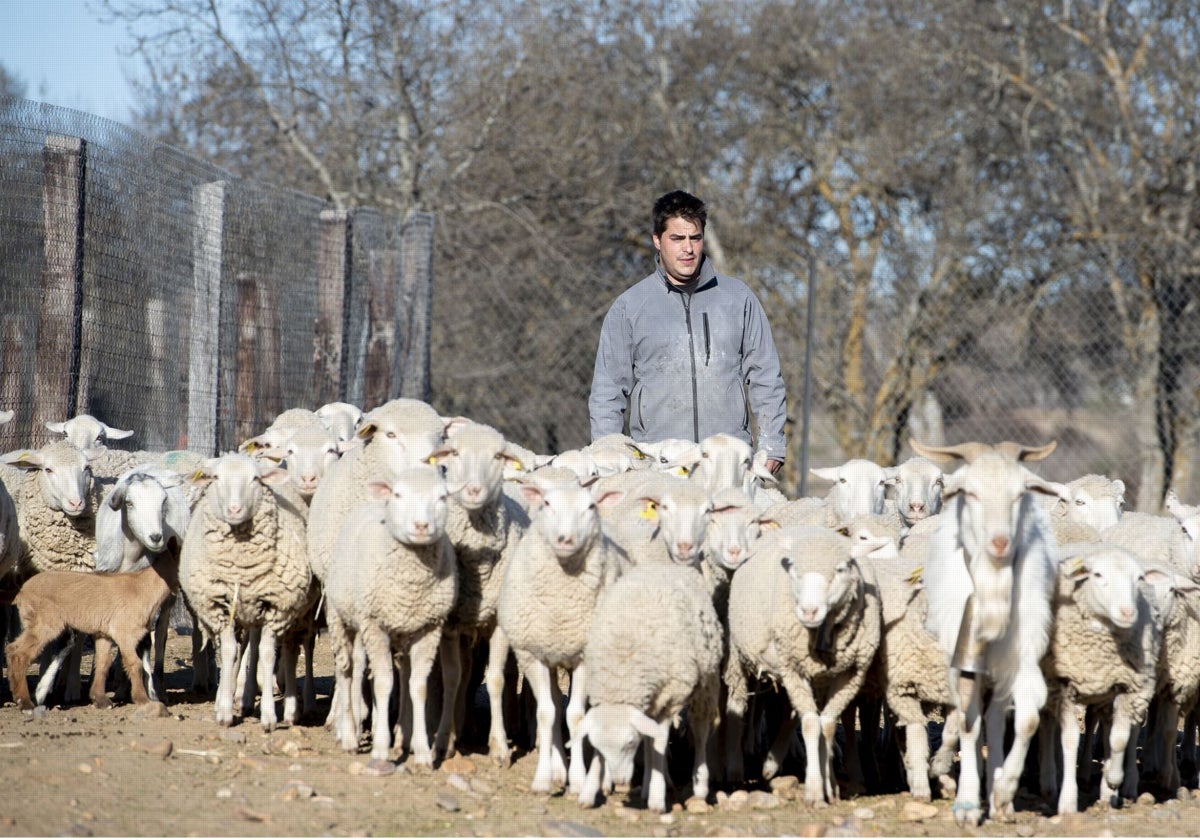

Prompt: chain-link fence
xmin=0 ymin=99 xmax=432 ymax=456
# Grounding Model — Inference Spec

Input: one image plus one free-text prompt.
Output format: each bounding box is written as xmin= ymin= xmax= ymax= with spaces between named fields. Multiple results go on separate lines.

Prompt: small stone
xmin=685 ymin=797 xmax=712 ymax=814
xmin=1193 ymin=789 xmax=1200 ymax=801
xmin=280 ymin=741 xmax=301 ymax=758
xmin=63 ymin=823 xmax=92 ymax=837
xmin=1017 ymin=825 xmax=1035 ymax=837
xmin=715 ymin=791 xmax=729 ymax=806
xmin=1138 ymin=792 xmax=1156 ymax=806
xmin=659 ymin=813 xmax=676 ymax=825
xmin=219 ymin=730 xmax=247 ymax=744
xmin=469 ymin=777 xmax=495 ymax=795
xmin=615 ymin=805 xmax=640 ymax=823
xmin=446 ymin=773 xmax=472 ymax=793
xmin=130 ymin=737 xmax=174 ymax=759
xmin=1177 ymin=787 xmax=1191 ymax=802
xmin=279 ymin=780 xmax=315 ymax=801
xmin=798 ymin=826 xmax=825 ymax=838
xmin=853 ymin=808 xmax=874 ymax=821
xmin=901 ymin=801 xmax=939 ymax=822
xmin=725 ymin=789 xmax=750 ymax=812
xmin=238 ymin=756 xmax=267 ymax=772
xmin=363 ymin=760 xmax=396 ymax=777
xmin=216 ymin=788 xmax=233 ymax=799
xmin=347 ymin=762 xmax=365 ymax=776
xmin=77 ymin=763 xmax=93 ymax=775
xmin=747 ymin=791 xmax=780 ymax=810
xmin=30 ymin=706 xmax=47 ymax=720
xmin=528 ymin=805 xmax=548 ymax=816
xmin=441 ymin=755 xmax=477 ymax=774
xmin=0 ymin=817 xmax=14 ymax=828
xmin=768 ymin=775 xmax=799 ymax=792
xmin=436 ymin=792 xmax=461 ymax=812
xmin=233 ymin=806 xmax=269 ymax=823
xmin=133 ymin=701 xmax=170 ymax=721
xmin=78 ymin=812 xmax=95 ymax=822
xmin=539 ymin=819 xmax=605 ymax=837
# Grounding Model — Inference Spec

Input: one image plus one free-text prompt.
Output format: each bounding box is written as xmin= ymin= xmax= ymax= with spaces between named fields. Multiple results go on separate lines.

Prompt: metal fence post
xmin=188 ymin=181 xmax=225 ymax=455
xmin=314 ymin=209 xmax=352 ymax=404
xmin=398 ymin=212 xmax=434 ymax=402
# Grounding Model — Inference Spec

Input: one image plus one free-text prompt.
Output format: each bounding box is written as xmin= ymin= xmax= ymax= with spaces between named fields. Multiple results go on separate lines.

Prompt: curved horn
xmin=909 ymin=438 xmax=991 ymax=465
xmin=994 ymin=440 xmax=1057 ymax=462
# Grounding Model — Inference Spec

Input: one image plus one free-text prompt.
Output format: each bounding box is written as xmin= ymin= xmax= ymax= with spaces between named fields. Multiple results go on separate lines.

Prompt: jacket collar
xmin=656 ymin=255 xmax=718 ymax=294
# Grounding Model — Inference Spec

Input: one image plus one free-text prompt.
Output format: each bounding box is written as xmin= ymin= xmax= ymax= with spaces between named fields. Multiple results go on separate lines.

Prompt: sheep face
xmin=1063 ymin=548 xmax=1145 ymax=630
xmin=4 ymin=441 xmax=98 ymax=518
xmin=196 ymin=454 xmax=288 ymax=526
xmin=315 ymin=401 xmax=363 ymax=442
xmin=520 ymin=479 xmax=622 ymax=562
xmin=108 ymin=472 xmax=173 ymax=553
xmin=356 ymin=414 xmax=445 ymax=475
xmin=367 ymin=465 xmax=449 ymax=546
xmin=811 ymin=459 xmax=888 ymax=521
xmin=782 ymin=553 xmax=861 ymax=630
xmin=1060 ymin=475 xmax=1124 ymax=531
xmin=277 ymin=425 xmax=347 ymax=497
xmin=46 ymin=414 xmax=133 ymax=450
xmin=687 ymin=433 xmax=753 ymax=495
xmin=705 ymin=492 xmax=765 ymax=570
xmin=639 ymin=482 xmax=713 ymax=566
xmin=887 ymin=456 xmax=944 ymax=525
xmin=440 ymin=423 xmax=519 ymax=510
xmin=579 ymin=705 xmax=660 ymax=789
xmin=1165 ymin=490 xmax=1200 ymax=577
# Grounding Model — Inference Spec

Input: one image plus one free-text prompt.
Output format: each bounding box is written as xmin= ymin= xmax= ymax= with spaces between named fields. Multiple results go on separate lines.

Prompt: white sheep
xmin=315 ymin=401 xmax=364 ymax=442
xmin=885 ymin=456 xmax=944 ymax=526
xmin=1038 ymin=544 xmax=1163 ymax=814
xmin=1046 ymin=473 xmax=1125 ymax=534
xmin=810 ymin=458 xmax=891 ymax=522
xmin=45 ymin=414 xmax=134 ymax=451
xmin=496 ymin=474 xmax=628 ymax=795
xmin=179 ymin=454 xmax=313 ymax=730
xmin=1165 ymin=489 xmax=1200 ymax=578
xmin=576 ymin=560 xmax=724 ymax=813
xmin=724 ymin=525 xmax=884 ymax=803
xmin=6 ymin=545 xmax=178 ymax=715
xmin=432 ymin=421 xmax=529 ymax=766
xmin=324 ymin=465 xmax=458 ymax=771
xmin=912 ymin=438 xmax=1068 ymax=826
xmin=602 ymin=472 xmax=712 ymax=570
xmin=91 ymin=465 xmax=191 ymax=702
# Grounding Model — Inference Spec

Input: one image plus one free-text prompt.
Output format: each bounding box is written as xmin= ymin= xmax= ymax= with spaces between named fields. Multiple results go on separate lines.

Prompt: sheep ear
xmin=941 ymin=471 xmax=965 ymax=500
xmin=107 ymin=485 xmax=127 ymax=510
xmin=593 ymin=489 xmax=625 ymax=511
xmin=1025 ymin=473 xmax=1070 ymax=502
xmin=1061 ymin=556 xmax=1090 ymax=583
xmin=426 ymin=446 xmax=455 ymax=466
xmin=519 ymin=483 xmax=546 ymax=507
xmin=810 ymin=467 xmax=838 ymax=482
xmin=3 ymin=450 xmax=46 ymax=470
xmin=45 ymin=420 xmax=68 ymax=434
xmin=850 ymin=536 xmax=892 ymax=560
xmin=1112 ymin=479 xmax=1126 ymax=505
xmin=756 ymin=516 xmax=781 ymax=531
xmin=102 ymin=424 xmax=134 ymax=440
xmin=238 ymin=436 xmax=268 ymax=454
xmin=256 ymin=464 xmax=290 ymax=486
xmin=366 ymin=481 xmax=393 ymax=500
xmin=356 ymin=420 xmax=379 ymax=441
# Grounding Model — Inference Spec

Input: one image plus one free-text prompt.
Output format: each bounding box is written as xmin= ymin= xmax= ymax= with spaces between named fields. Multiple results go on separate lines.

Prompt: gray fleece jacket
xmin=589 ymin=257 xmax=788 ymax=460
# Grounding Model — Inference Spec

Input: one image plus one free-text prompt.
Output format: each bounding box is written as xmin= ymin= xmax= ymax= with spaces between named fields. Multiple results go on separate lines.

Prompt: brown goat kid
xmin=6 ymin=547 xmax=180 ymax=711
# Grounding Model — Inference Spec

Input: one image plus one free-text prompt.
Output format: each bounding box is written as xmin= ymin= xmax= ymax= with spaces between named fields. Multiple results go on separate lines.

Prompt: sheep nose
xmin=148 ymin=532 xmax=163 ymax=545
xmin=555 ymin=535 xmax=575 ymax=548
xmin=226 ymin=503 xmax=244 ymax=518
xmin=412 ymin=521 xmax=430 ymax=536
xmin=726 ymin=546 xmax=742 ymax=560
xmin=465 ymin=483 xmax=483 ymax=499
xmin=910 ymin=501 xmax=925 ymax=513
xmin=800 ymin=607 xmax=820 ymax=623
xmin=1119 ymin=606 xmax=1134 ymax=623
xmin=990 ymin=535 xmax=1010 ymax=557
xmin=676 ymin=541 xmax=694 ymax=557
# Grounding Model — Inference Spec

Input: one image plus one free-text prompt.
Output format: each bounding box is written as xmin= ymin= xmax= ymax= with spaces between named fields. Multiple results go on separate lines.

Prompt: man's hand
xmin=766 ymin=458 xmax=784 ymax=476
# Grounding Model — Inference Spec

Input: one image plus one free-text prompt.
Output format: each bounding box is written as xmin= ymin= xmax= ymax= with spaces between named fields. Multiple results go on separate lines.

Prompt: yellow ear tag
xmin=511 ymin=459 xmax=523 ymax=471
xmin=427 ymin=455 xmax=439 ymax=466
xmin=190 ymin=469 xmax=209 ymax=482
xmin=1065 ymin=557 xmax=1085 ymax=577
xmin=906 ymin=566 xmax=924 ymax=586
xmin=242 ymin=441 xmax=258 ymax=453
xmin=674 ymin=466 xmax=690 ymax=477
xmin=640 ymin=501 xmax=659 ymax=521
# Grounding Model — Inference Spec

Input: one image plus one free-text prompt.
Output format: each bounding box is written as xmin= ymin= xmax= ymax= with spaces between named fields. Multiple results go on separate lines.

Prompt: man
xmin=589 ymin=190 xmax=787 ymax=474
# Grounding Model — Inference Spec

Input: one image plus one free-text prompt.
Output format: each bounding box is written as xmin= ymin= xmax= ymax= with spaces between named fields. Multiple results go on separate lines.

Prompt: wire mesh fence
xmin=0 ymin=99 xmax=432 ymax=457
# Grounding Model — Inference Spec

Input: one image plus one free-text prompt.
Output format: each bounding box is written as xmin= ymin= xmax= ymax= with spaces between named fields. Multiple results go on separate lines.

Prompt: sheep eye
xmin=839 ymin=477 xmax=847 ymax=484
xmin=1075 ymin=498 xmax=1086 ymax=506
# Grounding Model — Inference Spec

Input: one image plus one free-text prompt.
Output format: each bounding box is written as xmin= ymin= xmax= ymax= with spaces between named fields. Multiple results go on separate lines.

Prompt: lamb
xmin=45 ymin=414 xmax=134 ymax=451
xmin=496 ymin=474 xmax=628 ymax=794
xmin=602 ymin=472 xmax=713 ymax=570
xmin=91 ymin=465 xmax=191 ymax=701
xmin=325 ymin=465 xmax=458 ymax=771
xmin=431 ymin=421 xmax=529 ymax=765
xmin=1038 ymin=544 xmax=1164 ymax=814
xmin=1046 ymin=473 xmax=1124 ymax=535
xmin=912 ymin=438 xmax=1068 ymax=826
xmin=885 ymin=456 xmax=944 ymax=526
xmin=810 ymin=458 xmax=891 ymax=522
xmin=179 ymin=453 xmax=313 ymax=730
xmin=315 ymin=401 xmax=364 ymax=442
xmin=724 ymin=525 xmax=884 ymax=803
xmin=6 ymin=545 xmax=178 ymax=715
xmin=576 ymin=560 xmax=724 ymax=813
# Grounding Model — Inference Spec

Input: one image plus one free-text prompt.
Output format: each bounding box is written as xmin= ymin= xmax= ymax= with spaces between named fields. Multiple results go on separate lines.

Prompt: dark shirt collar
xmin=656 ymin=255 xmax=717 ymax=294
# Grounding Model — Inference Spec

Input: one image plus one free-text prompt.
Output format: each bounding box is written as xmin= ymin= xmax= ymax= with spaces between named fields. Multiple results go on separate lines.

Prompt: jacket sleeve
xmin=589 ymin=297 xmax=634 ymax=441
xmin=742 ymin=293 xmax=788 ymax=461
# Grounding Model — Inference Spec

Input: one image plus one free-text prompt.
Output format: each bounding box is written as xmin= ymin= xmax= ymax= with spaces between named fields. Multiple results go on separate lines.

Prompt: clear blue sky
xmin=1 ymin=0 xmax=141 ymax=121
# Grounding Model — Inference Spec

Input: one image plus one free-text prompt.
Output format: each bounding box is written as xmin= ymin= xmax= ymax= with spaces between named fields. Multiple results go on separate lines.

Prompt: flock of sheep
xmin=2 ymin=401 xmax=1200 ymax=827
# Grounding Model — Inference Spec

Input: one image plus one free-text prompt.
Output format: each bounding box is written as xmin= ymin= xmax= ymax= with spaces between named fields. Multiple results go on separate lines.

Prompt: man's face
xmin=653 ymin=216 xmax=704 ymax=285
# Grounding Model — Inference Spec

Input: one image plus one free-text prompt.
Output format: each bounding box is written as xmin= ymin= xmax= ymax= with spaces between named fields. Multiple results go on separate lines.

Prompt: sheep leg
xmin=484 ymin=625 xmax=512 ymax=766
xmin=579 ymin=752 xmax=604 ymax=808
xmin=62 ymin=641 xmax=84 ymax=704
xmin=118 ymin=633 xmax=156 ymax=707
xmin=254 ymin=628 xmax=279 ymax=731
xmin=149 ymin=596 xmax=173 ymax=702
xmin=984 ymin=699 xmax=1010 ymax=820
xmin=302 ymin=630 xmax=317 ymax=718
xmin=952 ymin=672 xmax=985 ymax=827
xmin=565 ymin=663 xmax=589 ymax=794
xmin=5 ymin=625 xmax=50 ymax=712
xmin=644 ymin=719 xmax=672 ymax=814
xmin=214 ymin=624 xmax=239 ymax=726
xmin=1039 ymin=709 xmax=1060 ymax=807
xmin=1100 ymin=699 xmax=1136 ymax=804
xmin=433 ymin=631 xmax=462 ymax=761
xmin=189 ymin=606 xmax=212 ymax=694
xmin=237 ymin=626 xmax=261 ymax=719
xmin=351 ymin=634 xmax=368 ymax=732
xmin=763 ymin=699 xmax=798 ymax=782
xmin=394 ymin=653 xmax=411 ymax=754
xmin=722 ymin=655 xmax=749 ymax=784
xmin=1056 ymin=698 xmax=1081 ymax=814
xmin=840 ymin=703 xmax=865 ymax=797
xmin=406 ymin=628 xmax=441 ymax=769
xmin=1080 ymin=704 xmax=1100 ymax=787
xmin=33 ymin=636 xmax=76 ymax=707
xmin=360 ymin=624 xmax=395 ymax=767
xmin=889 ymin=694 xmax=932 ymax=801
xmin=280 ymin=641 xmax=300 ymax=726
xmin=524 ymin=656 xmax=564 ymax=793
xmin=689 ymin=677 xmax=718 ymax=802
xmin=327 ymin=613 xmax=359 ymax=752
xmin=1181 ymin=708 xmax=1199 ymax=788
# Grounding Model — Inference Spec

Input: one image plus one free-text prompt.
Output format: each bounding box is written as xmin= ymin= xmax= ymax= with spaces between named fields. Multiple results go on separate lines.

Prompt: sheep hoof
xmin=489 ymin=745 xmax=512 ymax=768
xmin=951 ymin=801 xmax=983 ymax=827
xmin=16 ymin=699 xmax=35 ymax=713
xmin=92 ymin=696 xmax=114 ymax=710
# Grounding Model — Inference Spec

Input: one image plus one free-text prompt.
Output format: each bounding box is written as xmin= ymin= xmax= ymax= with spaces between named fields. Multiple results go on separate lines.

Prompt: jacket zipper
xmin=682 ymin=292 xmax=700 ymax=442
xmin=703 ymin=313 xmax=711 ymax=365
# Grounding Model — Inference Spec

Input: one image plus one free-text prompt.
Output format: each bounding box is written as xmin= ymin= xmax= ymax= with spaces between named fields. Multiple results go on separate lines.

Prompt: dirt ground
xmin=2 ymin=632 xmax=1199 ymax=838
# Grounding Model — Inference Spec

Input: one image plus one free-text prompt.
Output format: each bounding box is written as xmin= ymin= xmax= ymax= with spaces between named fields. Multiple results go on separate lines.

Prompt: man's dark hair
xmin=653 ymin=190 xmax=707 ymax=236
